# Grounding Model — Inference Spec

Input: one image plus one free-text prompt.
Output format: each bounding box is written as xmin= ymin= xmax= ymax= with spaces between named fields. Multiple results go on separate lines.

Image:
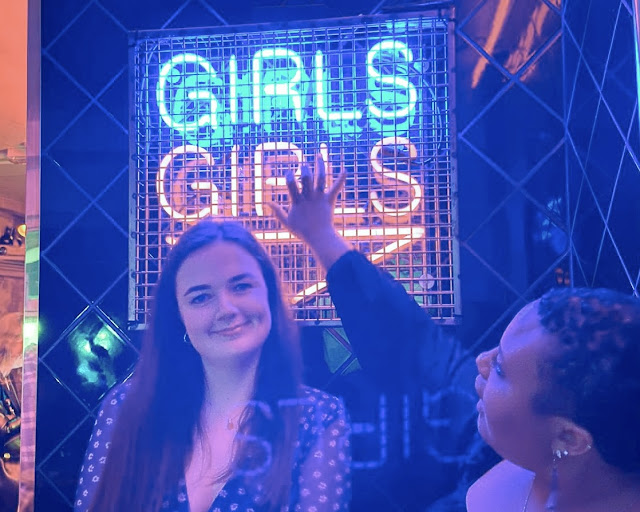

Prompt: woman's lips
xmin=475 ymin=374 xmax=486 ymax=415
xmin=475 ymin=374 xmax=485 ymax=397
xmin=212 ymin=322 xmax=249 ymax=336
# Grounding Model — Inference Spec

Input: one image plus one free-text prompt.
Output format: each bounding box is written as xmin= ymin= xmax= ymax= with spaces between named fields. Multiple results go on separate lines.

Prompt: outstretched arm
xmin=269 ymin=155 xmax=456 ymax=388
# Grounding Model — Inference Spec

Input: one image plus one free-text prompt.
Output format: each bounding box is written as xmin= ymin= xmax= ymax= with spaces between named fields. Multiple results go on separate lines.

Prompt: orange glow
xmin=471 ymin=0 xmax=560 ymax=88
xmin=471 ymin=0 xmax=513 ymax=89
xmin=156 ymin=145 xmax=219 ymax=220
xmin=369 ymin=137 xmax=422 ymax=218
xmin=291 ymin=226 xmax=426 ymax=304
xmin=156 ymin=140 xmax=423 ymax=221
xmin=0 ymin=2 xmax=27 ymax=149
xmin=504 ymin=2 xmax=557 ymax=78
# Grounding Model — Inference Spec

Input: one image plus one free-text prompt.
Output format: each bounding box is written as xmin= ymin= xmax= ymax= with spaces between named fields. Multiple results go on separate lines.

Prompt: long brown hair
xmin=89 ymin=221 xmax=303 ymax=511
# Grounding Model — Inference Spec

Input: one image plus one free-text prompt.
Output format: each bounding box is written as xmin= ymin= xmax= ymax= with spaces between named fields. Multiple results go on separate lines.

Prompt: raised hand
xmin=267 ymin=154 xmax=351 ymax=270
xmin=268 ymin=153 xmax=345 ymax=243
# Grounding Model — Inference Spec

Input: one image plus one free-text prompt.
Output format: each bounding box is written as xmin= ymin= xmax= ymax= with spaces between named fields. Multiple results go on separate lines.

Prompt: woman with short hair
xmin=468 ymin=288 xmax=640 ymax=511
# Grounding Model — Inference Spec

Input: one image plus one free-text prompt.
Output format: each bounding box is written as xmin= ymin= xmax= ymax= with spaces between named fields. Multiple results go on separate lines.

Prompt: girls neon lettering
xmin=155 ymin=39 xmax=419 ymax=143
xmin=156 ymin=138 xmax=422 ymax=221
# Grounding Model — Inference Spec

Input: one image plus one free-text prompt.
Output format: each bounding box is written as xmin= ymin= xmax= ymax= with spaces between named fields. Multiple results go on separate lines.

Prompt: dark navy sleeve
xmin=326 ymin=250 xmax=460 ymax=392
xmin=74 ymin=383 xmax=129 ymax=511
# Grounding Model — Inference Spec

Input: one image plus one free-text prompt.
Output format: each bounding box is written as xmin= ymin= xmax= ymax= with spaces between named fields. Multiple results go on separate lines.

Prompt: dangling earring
xmin=183 ymin=332 xmax=191 ymax=344
xmin=546 ymin=449 xmax=568 ymax=510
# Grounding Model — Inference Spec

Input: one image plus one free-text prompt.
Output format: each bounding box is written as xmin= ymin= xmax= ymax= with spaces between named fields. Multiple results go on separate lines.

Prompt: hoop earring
xmin=183 ymin=332 xmax=191 ymax=345
xmin=546 ymin=449 xmax=568 ymax=510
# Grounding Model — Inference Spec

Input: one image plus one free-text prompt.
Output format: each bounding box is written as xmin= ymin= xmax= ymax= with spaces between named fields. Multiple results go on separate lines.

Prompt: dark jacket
xmin=325 ymin=250 xmax=485 ymax=511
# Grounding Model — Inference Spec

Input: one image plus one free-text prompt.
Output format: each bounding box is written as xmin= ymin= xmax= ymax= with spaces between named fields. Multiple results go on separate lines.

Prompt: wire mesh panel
xmin=129 ymin=12 xmax=458 ymax=327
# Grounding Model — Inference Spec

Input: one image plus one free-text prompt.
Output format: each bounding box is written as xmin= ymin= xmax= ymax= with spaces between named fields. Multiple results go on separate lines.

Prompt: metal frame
xmin=19 ymin=0 xmax=42 ymax=508
xmin=128 ymin=9 xmax=460 ymax=328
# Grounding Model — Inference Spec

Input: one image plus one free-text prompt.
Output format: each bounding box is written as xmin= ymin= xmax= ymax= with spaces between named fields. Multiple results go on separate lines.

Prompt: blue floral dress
xmin=74 ymin=382 xmax=351 ymax=512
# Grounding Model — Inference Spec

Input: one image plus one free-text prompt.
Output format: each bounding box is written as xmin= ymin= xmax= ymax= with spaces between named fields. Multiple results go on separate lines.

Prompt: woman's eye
xmin=233 ymin=282 xmax=252 ymax=293
xmin=189 ymin=293 xmax=210 ymax=305
xmin=490 ymin=356 xmax=504 ymax=377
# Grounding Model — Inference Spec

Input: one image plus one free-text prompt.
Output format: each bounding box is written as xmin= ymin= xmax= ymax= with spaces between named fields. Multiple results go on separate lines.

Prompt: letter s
xmin=369 ymin=137 xmax=422 ymax=218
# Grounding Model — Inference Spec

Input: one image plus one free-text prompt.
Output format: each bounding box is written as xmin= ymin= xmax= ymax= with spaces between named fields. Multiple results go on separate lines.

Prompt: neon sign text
xmin=156 ymin=137 xmax=423 ymax=221
xmin=155 ymin=40 xmax=419 ymax=145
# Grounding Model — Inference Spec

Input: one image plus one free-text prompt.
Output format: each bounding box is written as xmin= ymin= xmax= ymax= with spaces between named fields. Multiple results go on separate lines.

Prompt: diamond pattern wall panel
xmin=455 ymin=0 xmax=567 ymax=357
xmin=564 ymin=0 xmax=640 ymax=294
xmin=38 ymin=3 xmax=238 ymax=508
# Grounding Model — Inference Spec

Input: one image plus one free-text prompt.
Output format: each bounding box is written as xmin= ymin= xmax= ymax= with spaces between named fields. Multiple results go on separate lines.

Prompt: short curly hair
xmin=533 ymin=287 xmax=640 ymax=472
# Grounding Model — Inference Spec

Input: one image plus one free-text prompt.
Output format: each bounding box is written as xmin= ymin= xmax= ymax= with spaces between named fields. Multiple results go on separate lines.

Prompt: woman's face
xmin=175 ymin=241 xmax=272 ymax=367
xmin=475 ymin=301 xmax=557 ymax=469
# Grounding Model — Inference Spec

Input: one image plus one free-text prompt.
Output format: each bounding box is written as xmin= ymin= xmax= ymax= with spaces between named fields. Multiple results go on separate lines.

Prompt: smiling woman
xmin=74 ymin=221 xmax=351 ymax=512
xmin=175 ymin=242 xmax=272 ymax=368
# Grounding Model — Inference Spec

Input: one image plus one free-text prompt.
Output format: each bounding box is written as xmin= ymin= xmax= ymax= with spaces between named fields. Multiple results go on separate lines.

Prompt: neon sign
xmin=131 ymin=14 xmax=458 ymax=325
xmin=155 ymin=41 xmax=418 ymax=141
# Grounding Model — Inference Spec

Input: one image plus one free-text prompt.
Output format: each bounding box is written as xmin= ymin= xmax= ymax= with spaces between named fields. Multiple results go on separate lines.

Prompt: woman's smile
xmin=211 ymin=321 xmax=251 ymax=337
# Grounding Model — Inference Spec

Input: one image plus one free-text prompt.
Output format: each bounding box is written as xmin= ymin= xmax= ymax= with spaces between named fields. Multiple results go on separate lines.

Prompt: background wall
xmin=34 ymin=0 xmax=638 ymax=511
xmin=563 ymin=0 xmax=640 ymax=292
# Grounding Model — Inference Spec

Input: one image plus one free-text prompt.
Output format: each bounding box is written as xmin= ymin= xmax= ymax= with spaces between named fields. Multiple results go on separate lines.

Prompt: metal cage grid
xmin=129 ymin=13 xmax=459 ymax=326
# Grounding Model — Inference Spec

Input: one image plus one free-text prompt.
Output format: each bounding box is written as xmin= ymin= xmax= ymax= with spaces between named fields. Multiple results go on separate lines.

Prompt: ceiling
xmin=0 ymin=2 xmax=27 ymax=213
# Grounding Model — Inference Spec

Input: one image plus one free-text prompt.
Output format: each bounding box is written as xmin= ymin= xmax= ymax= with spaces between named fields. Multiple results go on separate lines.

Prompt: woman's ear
xmin=551 ymin=416 xmax=593 ymax=457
